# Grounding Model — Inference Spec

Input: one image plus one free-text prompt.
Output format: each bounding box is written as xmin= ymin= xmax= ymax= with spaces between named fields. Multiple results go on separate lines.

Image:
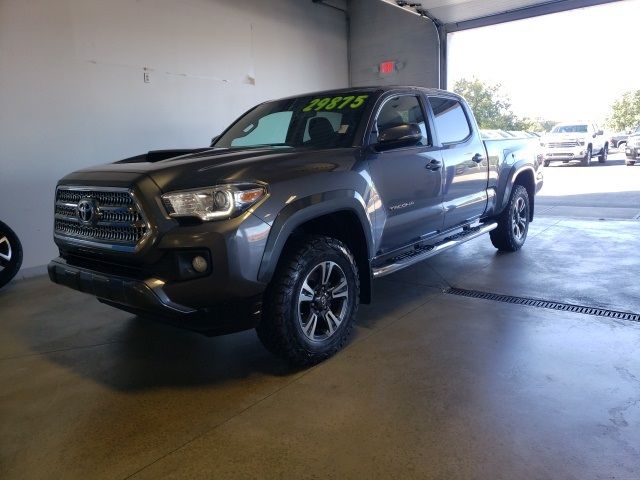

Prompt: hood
xmin=71 ymin=147 xmax=360 ymax=192
xmin=543 ymin=132 xmax=589 ymax=141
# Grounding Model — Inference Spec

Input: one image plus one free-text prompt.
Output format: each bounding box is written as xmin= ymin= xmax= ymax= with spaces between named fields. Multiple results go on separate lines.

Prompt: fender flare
xmin=257 ymin=190 xmax=374 ymax=284
xmin=497 ymin=162 xmax=536 ymax=216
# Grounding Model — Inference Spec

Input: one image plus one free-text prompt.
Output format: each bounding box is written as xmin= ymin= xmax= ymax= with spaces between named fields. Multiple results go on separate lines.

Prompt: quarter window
xmin=429 ymin=97 xmax=471 ymax=144
xmin=376 ymin=95 xmax=429 ymax=146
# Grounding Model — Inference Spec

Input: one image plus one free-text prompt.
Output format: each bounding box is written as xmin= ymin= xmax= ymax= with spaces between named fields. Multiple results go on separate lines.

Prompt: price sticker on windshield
xmin=302 ymin=95 xmax=369 ymax=112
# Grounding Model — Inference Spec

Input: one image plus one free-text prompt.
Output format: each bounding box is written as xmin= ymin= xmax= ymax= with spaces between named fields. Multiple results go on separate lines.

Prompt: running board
xmin=372 ymin=222 xmax=498 ymax=278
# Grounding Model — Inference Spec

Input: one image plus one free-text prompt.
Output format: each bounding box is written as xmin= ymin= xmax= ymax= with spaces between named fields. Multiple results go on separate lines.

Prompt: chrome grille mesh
xmin=54 ymin=187 xmax=149 ymax=249
xmin=548 ymin=141 xmax=579 ymax=148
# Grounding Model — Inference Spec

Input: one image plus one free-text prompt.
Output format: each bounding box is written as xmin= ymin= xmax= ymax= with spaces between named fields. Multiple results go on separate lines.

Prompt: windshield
xmin=213 ymin=92 xmax=373 ymax=149
xmin=552 ymin=124 xmax=588 ymax=133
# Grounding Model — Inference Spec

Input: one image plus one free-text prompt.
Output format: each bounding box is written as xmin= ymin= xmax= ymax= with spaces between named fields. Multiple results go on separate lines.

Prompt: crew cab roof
xmin=272 ymin=86 xmax=461 ymax=102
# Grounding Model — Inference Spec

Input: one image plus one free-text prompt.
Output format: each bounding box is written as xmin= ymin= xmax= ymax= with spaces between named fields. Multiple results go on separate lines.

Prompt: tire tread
xmin=256 ymin=235 xmax=359 ymax=367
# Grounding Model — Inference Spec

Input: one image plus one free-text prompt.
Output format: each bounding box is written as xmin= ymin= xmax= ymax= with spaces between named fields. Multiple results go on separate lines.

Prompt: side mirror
xmin=210 ymin=135 xmax=220 ymax=147
xmin=376 ymin=123 xmax=422 ymax=150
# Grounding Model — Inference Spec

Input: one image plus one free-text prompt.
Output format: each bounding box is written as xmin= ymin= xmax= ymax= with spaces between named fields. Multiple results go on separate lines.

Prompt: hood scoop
xmin=115 ymin=148 xmax=212 ymax=164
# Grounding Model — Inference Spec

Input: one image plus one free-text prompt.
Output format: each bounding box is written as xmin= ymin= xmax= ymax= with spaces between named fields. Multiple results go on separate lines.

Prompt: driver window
xmin=376 ymin=95 xmax=429 ymax=146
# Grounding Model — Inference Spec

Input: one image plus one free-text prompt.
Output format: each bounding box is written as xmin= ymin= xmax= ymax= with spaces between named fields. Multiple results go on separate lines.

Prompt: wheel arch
xmin=497 ymin=165 xmax=536 ymax=221
xmin=258 ymin=191 xmax=374 ymax=304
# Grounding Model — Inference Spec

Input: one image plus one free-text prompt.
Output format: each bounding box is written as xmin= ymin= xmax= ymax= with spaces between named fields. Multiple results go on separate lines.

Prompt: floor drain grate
xmin=445 ymin=287 xmax=640 ymax=322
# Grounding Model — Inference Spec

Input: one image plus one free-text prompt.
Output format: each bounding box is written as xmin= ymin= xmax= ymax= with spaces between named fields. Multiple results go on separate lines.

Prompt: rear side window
xmin=376 ymin=95 xmax=430 ymax=146
xmin=429 ymin=97 xmax=471 ymax=144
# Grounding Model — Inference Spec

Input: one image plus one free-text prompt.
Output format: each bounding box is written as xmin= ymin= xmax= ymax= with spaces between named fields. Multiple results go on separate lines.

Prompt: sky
xmin=447 ymin=0 xmax=640 ymax=125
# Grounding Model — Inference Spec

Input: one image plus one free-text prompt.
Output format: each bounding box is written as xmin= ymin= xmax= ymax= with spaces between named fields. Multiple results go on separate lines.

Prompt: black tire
xmin=582 ymin=146 xmax=592 ymax=166
xmin=489 ymin=184 xmax=530 ymax=252
xmin=256 ymin=235 xmax=359 ymax=367
xmin=543 ymin=160 xmax=550 ymax=167
xmin=598 ymin=144 xmax=608 ymax=163
xmin=627 ymin=160 xmax=636 ymax=166
xmin=0 ymin=221 xmax=23 ymax=289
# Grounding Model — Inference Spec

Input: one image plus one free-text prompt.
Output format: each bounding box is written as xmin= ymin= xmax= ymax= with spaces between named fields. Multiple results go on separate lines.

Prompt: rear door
xmin=427 ymin=96 xmax=489 ymax=230
xmin=367 ymin=93 xmax=444 ymax=254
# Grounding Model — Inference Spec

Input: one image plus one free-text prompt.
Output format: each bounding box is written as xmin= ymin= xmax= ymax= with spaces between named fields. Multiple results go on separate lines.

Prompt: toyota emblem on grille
xmin=77 ymin=198 xmax=96 ymax=224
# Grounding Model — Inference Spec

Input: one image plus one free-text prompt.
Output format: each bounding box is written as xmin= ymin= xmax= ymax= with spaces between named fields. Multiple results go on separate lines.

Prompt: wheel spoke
xmin=324 ymin=310 xmax=341 ymax=334
xmin=321 ymin=261 xmax=334 ymax=285
xmin=0 ymin=236 xmax=11 ymax=262
xmin=330 ymin=279 xmax=348 ymax=299
xmin=518 ymin=219 xmax=527 ymax=232
xmin=298 ymin=280 xmax=315 ymax=304
xmin=303 ymin=313 xmax=318 ymax=339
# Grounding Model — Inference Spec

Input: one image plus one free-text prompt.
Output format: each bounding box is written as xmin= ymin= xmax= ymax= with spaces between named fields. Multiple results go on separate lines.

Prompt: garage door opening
xmin=447 ymin=0 xmax=640 ymax=220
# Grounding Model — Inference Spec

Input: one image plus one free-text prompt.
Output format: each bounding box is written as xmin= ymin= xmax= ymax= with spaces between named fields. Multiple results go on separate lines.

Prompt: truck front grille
xmin=54 ymin=187 xmax=149 ymax=251
xmin=548 ymin=141 xmax=579 ymax=148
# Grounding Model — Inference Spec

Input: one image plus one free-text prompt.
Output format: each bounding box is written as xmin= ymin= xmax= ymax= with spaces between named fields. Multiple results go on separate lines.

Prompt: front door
xmin=367 ymin=94 xmax=444 ymax=255
xmin=427 ymin=96 xmax=488 ymax=230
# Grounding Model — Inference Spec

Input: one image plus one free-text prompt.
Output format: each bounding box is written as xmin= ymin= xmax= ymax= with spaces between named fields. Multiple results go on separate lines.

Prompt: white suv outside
xmin=540 ymin=123 xmax=608 ymax=167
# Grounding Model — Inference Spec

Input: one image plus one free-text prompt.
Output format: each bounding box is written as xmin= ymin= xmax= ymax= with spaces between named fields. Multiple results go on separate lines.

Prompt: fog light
xmin=192 ymin=256 xmax=208 ymax=273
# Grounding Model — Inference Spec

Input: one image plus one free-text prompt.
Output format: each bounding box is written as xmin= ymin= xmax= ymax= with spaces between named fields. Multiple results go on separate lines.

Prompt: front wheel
xmin=490 ymin=185 xmax=530 ymax=252
xmin=598 ymin=144 xmax=608 ymax=163
xmin=543 ymin=160 xmax=550 ymax=167
xmin=627 ymin=160 xmax=636 ymax=166
xmin=582 ymin=146 xmax=592 ymax=166
xmin=257 ymin=235 xmax=359 ymax=366
xmin=0 ymin=221 xmax=23 ymax=289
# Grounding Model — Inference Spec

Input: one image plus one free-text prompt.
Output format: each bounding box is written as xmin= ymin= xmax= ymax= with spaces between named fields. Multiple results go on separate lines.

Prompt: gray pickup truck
xmin=48 ymin=87 xmax=544 ymax=365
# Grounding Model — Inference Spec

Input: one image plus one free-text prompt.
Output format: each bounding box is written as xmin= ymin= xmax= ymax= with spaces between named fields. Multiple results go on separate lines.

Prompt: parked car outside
xmin=540 ymin=122 xmax=608 ymax=167
xmin=625 ymin=125 xmax=640 ymax=166
xmin=610 ymin=131 xmax=629 ymax=149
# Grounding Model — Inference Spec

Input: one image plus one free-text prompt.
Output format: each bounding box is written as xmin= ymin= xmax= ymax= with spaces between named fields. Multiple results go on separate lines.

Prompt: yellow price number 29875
xmin=302 ymin=95 xmax=369 ymax=112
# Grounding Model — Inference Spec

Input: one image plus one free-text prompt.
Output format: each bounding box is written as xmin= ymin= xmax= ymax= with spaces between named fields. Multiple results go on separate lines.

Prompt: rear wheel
xmin=598 ymin=144 xmax=608 ymax=163
xmin=0 ymin=221 xmax=23 ymax=289
xmin=582 ymin=146 xmax=592 ymax=166
xmin=490 ymin=185 xmax=530 ymax=252
xmin=257 ymin=235 xmax=359 ymax=366
xmin=543 ymin=160 xmax=550 ymax=167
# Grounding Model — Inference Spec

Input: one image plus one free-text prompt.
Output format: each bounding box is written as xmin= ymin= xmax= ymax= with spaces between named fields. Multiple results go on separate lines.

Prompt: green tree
xmin=607 ymin=90 xmax=640 ymax=132
xmin=453 ymin=78 xmax=518 ymax=130
xmin=453 ymin=78 xmax=553 ymax=132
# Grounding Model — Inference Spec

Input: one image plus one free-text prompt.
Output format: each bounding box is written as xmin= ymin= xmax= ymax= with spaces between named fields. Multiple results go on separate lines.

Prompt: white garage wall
xmin=0 ymin=0 xmax=348 ymax=272
xmin=349 ymin=0 xmax=439 ymax=88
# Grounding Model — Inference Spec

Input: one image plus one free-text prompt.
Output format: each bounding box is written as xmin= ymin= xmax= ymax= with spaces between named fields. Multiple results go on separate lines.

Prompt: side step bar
xmin=372 ymin=222 xmax=498 ymax=278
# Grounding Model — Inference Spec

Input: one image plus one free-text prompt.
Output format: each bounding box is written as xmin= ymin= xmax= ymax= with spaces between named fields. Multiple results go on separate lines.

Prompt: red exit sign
xmin=379 ymin=61 xmax=396 ymax=74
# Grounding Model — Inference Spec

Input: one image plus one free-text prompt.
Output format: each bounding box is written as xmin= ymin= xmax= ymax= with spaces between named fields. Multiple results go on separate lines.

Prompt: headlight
xmin=162 ymin=184 xmax=267 ymax=221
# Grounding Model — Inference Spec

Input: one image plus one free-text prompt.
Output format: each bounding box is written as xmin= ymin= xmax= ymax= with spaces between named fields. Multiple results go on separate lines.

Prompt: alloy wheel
xmin=297 ymin=260 xmax=349 ymax=342
xmin=0 ymin=236 xmax=12 ymax=270
xmin=511 ymin=196 xmax=528 ymax=241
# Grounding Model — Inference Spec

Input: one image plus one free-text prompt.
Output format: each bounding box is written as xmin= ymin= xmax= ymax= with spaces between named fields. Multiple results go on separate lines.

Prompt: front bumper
xmin=543 ymin=146 xmax=587 ymax=161
xmin=48 ymin=257 xmax=262 ymax=335
xmin=625 ymin=146 xmax=640 ymax=159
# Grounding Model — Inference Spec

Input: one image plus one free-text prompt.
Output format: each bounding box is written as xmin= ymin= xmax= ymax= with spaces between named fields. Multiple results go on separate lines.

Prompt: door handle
xmin=472 ymin=153 xmax=485 ymax=163
xmin=425 ymin=158 xmax=442 ymax=170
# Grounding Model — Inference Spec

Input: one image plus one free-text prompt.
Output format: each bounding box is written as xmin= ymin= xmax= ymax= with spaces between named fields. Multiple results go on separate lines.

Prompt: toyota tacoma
xmin=49 ymin=87 xmax=544 ymax=365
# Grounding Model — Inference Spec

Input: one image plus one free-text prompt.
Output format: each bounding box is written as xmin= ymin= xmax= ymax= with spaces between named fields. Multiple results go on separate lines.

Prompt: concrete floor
xmin=1 ymin=216 xmax=639 ymax=479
